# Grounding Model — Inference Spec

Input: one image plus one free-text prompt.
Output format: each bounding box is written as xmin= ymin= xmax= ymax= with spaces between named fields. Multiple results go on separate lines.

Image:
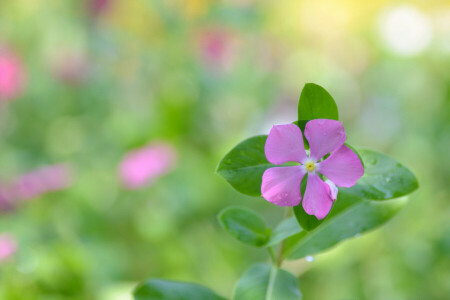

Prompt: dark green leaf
xmin=283 ymin=196 xmax=408 ymax=260
xmin=293 ymin=204 xmax=323 ymax=231
xmin=218 ymin=206 xmax=271 ymax=247
xmin=216 ymin=135 xmax=273 ymax=196
xmin=233 ymin=263 xmax=302 ymax=300
xmin=266 ymin=217 xmax=302 ymax=247
xmin=343 ymin=150 xmax=418 ymax=200
xmin=298 ymin=83 xmax=339 ymax=121
xmin=134 ymin=279 xmax=226 ymax=300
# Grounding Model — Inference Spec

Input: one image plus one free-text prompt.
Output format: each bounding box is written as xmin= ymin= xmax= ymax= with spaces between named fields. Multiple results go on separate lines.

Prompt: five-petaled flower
xmin=261 ymin=119 xmax=364 ymax=220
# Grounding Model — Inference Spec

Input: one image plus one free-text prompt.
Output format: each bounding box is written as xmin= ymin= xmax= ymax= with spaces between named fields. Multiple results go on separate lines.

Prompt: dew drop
xmin=385 ymin=177 xmax=391 ymax=183
xmin=305 ymin=256 xmax=315 ymax=262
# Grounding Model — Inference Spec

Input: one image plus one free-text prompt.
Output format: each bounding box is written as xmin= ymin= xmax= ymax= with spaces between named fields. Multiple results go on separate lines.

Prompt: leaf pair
xmin=134 ymin=263 xmax=303 ymax=300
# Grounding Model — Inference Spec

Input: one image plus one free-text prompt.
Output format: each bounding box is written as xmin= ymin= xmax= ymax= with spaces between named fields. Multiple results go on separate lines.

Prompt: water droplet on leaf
xmin=305 ymin=256 xmax=314 ymax=262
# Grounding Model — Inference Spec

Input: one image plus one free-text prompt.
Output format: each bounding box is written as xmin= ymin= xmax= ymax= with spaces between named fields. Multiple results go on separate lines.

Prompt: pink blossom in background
xmin=0 ymin=188 xmax=14 ymax=211
xmin=0 ymin=234 xmax=17 ymax=262
xmin=0 ymin=164 xmax=73 ymax=212
xmin=88 ymin=0 xmax=112 ymax=16
xmin=261 ymin=120 xmax=364 ymax=220
xmin=198 ymin=29 xmax=236 ymax=70
xmin=120 ymin=142 xmax=178 ymax=189
xmin=12 ymin=164 xmax=73 ymax=201
xmin=0 ymin=47 xmax=25 ymax=101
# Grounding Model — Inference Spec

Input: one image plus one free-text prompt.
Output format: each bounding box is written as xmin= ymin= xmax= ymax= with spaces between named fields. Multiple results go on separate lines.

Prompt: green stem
xmin=265 ymin=264 xmax=278 ymax=300
xmin=267 ymin=247 xmax=277 ymax=264
xmin=275 ymin=207 xmax=292 ymax=267
xmin=265 ymin=208 xmax=293 ymax=299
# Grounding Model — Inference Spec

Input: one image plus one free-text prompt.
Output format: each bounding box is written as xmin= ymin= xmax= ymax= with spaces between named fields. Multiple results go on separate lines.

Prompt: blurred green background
xmin=0 ymin=0 xmax=449 ymax=299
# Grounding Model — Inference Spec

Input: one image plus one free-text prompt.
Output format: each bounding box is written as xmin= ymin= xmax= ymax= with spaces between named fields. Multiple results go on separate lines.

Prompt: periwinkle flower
xmin=261 ymin=120 xmax=364 ymax=219
xmin=120 ymin=142 xmax=177 ymax=189
xmin=0 ymin=48 xmax=25 ymax=101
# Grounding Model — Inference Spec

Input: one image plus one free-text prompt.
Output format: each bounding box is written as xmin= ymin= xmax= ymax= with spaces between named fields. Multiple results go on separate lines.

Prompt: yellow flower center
xmin=305 ymin=161 xmax=316 ymax=172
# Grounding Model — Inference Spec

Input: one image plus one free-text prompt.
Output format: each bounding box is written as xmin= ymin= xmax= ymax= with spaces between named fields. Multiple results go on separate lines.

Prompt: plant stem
xmin=265 ymin=263 xmax=278 ymax=300
xmin=267 ymin=247 xmax=277 ymax=264
xmin=275 ymin=207 xmax=292 ymax=267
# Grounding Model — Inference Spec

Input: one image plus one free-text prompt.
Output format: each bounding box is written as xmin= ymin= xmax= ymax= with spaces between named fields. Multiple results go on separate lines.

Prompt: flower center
xmin=305 ymin=161 xmax=316 ymax=172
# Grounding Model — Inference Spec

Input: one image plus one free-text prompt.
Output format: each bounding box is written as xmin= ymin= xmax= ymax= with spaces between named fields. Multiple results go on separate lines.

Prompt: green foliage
xmin=216 ymin=135 xmax=273 ymax=196
xmin=265 ymin=217 xmax=302 ymax=247
xmin=293 ymin=203 xmax=323 ymax=232
xmin=298 ymin=83 xmax=339 ymax=121
xmin=283 ymin=196 xmax=408 ymax=260
xmin=233 ymin=264 xmax=302 ymax=300
xmin=134 ymin=280 xmax=226 ymax=300
xmin=218 ymin=207 xmax=271 ymax=247
xmin=344 ymin=150 xmax=419 ymax=200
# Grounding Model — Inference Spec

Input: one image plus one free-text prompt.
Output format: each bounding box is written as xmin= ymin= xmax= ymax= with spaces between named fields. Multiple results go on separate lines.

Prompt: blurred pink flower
xmin=0 ymin=234 xmax=17 ymax=262
xmin=12 ymin=164 xmax=73 ymax=201
xmin=198 ymin=29 xmax=236 ymax=70
xmin=0 ymin=47 xmax=25 ymax=101
xmin=120 ymin=142 xmax=178 ymax=189
xmin=88 ymin=0 xmax=112 ymax=16
xmin=0 ymin=164 xmax=73 ymax=211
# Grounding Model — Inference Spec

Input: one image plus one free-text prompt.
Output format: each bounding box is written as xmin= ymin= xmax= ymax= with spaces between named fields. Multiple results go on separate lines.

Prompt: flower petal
xmin=302 ymin=173 xmax=333 ymax=220
xmin=324 ymin=179 xmax=338 ymax=201
xmin=261 ymin=166 xmax=306 ymax=207
xmin=318 ymin=145 xmax=364 ymax=187
xmin=304 ymin=119 xmax=346 ymax=161
xmin=265 ymin=124 xmax=307 ymax=165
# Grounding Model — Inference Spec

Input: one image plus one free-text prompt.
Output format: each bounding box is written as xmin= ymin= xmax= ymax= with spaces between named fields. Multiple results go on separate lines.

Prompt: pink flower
xmin=0 ymin=164 xmax=73 ymax=211
xmin=261 ymin=120 xmax=364 ymax=220
xmin=88 ymin=0 xmax=112 ymax=16
xmin=0 ymin=48 xmax=25 ymax=101
xmin=12 ymin=164 xmax=73 ymax=201
xmin=120 ymin=142 xmax=177 ymax=189
xmin=0 ymin=234 xmax=17 ymax=262
xmin=198 ymin=29 xmax=235 ymax=71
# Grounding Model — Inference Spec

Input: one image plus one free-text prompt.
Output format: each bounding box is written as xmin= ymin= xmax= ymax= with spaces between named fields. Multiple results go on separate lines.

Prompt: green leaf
xmin=298 ymin=83 xmax=339 ymax=121
xmin=216 ymin=135 xmax=273 ymax=196
xmin=134 ymin=279 xmax=226 ymax=300
xmin=233 ymin=263 xmax=302 ymax=300
xmin=343 ymin=150 xmax=418 ymax=200
xmin=283 ymin=195 xmax=408 ymax=260
xmin=218 ymin=207 xmax=271 ymax=247
xmin=293 ymin=203 xmax=322 ymax=232
xmin=266 ymin=217 xmax=302 ymax=247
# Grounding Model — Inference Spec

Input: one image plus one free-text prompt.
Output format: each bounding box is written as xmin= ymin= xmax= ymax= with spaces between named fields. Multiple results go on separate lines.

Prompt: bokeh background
xmin=0 ymin=0 xmax=449 ymax=299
